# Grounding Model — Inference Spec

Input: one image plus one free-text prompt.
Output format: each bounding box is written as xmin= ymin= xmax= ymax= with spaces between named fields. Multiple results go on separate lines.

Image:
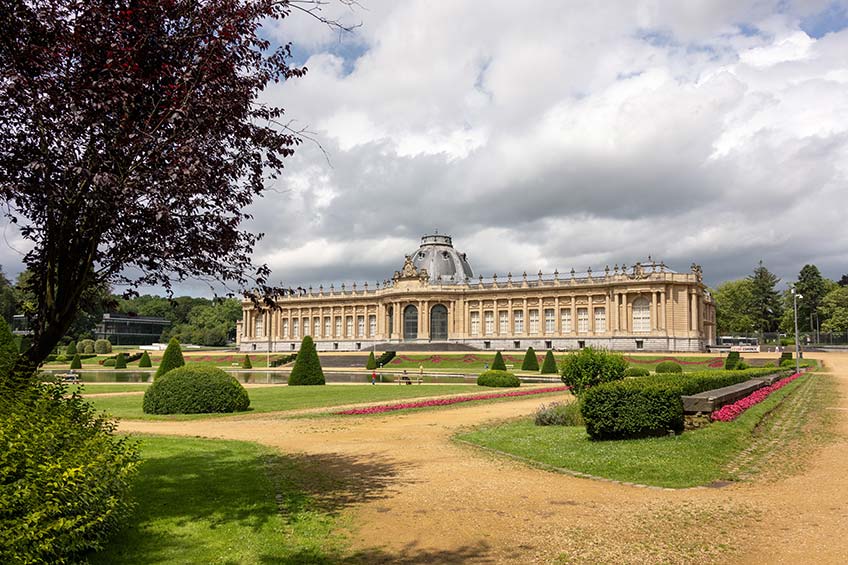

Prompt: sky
xmin=3 ymin=0 xmax=848 ymax=294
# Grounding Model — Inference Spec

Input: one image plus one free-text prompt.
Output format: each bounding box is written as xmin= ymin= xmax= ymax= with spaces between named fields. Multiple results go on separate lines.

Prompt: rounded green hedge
xmin=655 ymin=361 xmax=682 ymax=374
xmin=143 ymin=366 xmax=250 ymax=414
xmin=623 ymin=366 xmax=649 ymax=377
xmin=477 ymin=370 xmax=520 ymax=387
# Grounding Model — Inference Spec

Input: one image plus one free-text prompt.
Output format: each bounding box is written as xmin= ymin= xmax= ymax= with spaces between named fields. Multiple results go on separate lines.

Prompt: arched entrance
xmin=403 ymin=305 xmax=418 ymax=340
xmin=430 ymin=304 xmax=448 ymax=340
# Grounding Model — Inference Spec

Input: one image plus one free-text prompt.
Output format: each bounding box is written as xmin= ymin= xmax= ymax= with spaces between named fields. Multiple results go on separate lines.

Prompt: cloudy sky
xmin=3 ymin=0 xmax=848 ymax=293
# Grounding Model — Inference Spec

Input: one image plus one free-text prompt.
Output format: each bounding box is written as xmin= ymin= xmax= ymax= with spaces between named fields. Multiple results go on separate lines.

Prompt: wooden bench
xmin=397 ymin=377 xmax=424 ymax=385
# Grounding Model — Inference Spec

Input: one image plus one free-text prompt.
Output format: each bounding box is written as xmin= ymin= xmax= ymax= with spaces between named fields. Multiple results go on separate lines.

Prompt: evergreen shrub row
xmin=476 ymin=370 xmax=520 ymax=388
xmin=375 ymin=351 xmax=396 ymax=366
xmin=269 ymin=353 xmax=297 ymax=367
xmin=581 ymin=368 xmax=790 ymax=440
xmin=142 ymin=366 xmax=250 ymax=414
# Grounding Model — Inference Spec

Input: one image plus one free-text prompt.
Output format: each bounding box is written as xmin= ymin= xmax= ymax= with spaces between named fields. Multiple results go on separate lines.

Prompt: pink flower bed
xmin=335 ymin=386 xmax=569 ymax=415
xmin=710 ymin=373 xmax=802 ymax=422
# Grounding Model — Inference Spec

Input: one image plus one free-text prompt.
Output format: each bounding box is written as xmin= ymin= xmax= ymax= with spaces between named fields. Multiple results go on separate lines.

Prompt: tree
xmin=794 ymin=265 xmax=829 ymax=332
xmin=155 ymin=337 xmax=184 ymax=379
xmin=0 ymin=1 xmax=314 ymax=390
xmin=0 ymin=267 xmax=16 ymax=324
xmin=491 ymin=351 xmax=507 ymax=371
xmin=521 ymin=347 xmax=539 ymax=371
xmin=65 ymin=341 xmax=77 ymax=356
xmin=839 ymin=274 xmax=848 ymax=287
xmin=241 ymin=354 xmax=253 ymax=369
xmin=288 ymin=336 xmax=325 ymax=386
xmin=138 ymin=351 xmax=152 ymax=368
xmin=366 ymin=351 xmax=377 ymax=370
xmin=69 ymin=353 xmax=82 ymax=370
xmin=747 ymin=261 xmax=783 ymax=333
xmin=820 ymin=287 xmax=848 ymax=333
xmin=540 ymin=350 xmax=557 ymax=374
xmin=713 ymin=279 xmax=756 ymax=335
xmin=114 ymin=353 xmax=127 ymax=369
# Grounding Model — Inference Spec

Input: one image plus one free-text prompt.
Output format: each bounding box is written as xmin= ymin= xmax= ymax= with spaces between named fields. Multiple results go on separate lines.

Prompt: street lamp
xmin=792 ymin=288 xmax=802 ymax=375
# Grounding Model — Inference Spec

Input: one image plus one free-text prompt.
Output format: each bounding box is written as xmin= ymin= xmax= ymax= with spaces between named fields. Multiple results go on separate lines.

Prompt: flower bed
xmin=710 ymin=373 xmax=802 ymax=422
xmin=335 ymin=386 xmax=568 ymax=415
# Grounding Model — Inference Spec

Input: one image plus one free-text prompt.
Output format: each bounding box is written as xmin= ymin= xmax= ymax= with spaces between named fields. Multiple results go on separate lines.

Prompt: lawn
xmin=86 ymin=383 xmax=489 ymax=420
xmin=70 ymin=383 xmax=150 ymax=394
xmin=457 ymin=375 xmax=816 ymax=488
xmin=89 ymin=436 xmax=349 ymax=564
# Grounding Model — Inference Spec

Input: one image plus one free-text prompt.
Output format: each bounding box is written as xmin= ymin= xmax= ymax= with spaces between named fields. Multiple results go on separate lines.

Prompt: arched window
xmin=430 ymin=304 xmax=448 ymax=340
xmin=403 ymin=305 xmax=418 ymax=340
xmin=632 ymin=297 xmax=651 ymax=332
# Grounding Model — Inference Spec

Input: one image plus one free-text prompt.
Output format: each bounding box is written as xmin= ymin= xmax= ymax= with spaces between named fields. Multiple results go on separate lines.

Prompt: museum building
xmin=237 ymin=234 xmax=716 ymax=353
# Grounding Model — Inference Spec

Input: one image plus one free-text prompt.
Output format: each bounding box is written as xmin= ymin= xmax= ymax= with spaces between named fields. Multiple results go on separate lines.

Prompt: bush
xmin=65 ymin=341 xmax=77 ymax=356
xmin=0 ymin=384 xmax=139 ymax=564
xmin=288 ymin=336 xmax=325 ymax=386
xmin=491 ymin=351 xmax=507 ymax=371
xmin=0 ymin=319 xmax=19 ymax=381
xmin=763 ymin=362 xmax=776 ymax=368
xmin=114 ymin=353 xmax=127 ymax=369
xmin=521 ymin=347 xmax=539 ymax=371
xmin=724 ymin=351 xmax=740 ymax=370
xmin=736 ymin=361 xmax=749 ymax=370
xmin=655 ymin=361 xmax=682 ymax=374
xmin=540 ymin=350 xmax=558 ymax=374
xmin=476 ymin=370 xmax=520 ymax=387
xmin=138 ymin=351 xmax=152 ymax=368
xmin=624 ymin=366 xmax=650 ymax=377
xmin=269 ymin=353 xmax=297 ymax=367
xmin=78 ymin=339 xmax=95 ymax=354
xmin=70 ymin=353 xmax=82 ymax=370
xmin=581 ymin=367 xmax=790 ymax=440
xmin=560 ymin=347 xmax=628 ymax=395
xmin=94 ymin=339 xmax=112 ymax=354
xmin=103 ymin=358 xmax=116 ymax=367
xmin=155 ymin=337 xmax=185 ymax=379
xmin=780 ymin=358 xmax=796 ymax=368
xmin=241 ymin=354 xmax=252 ymax=369
xmin=142 ymin=365 xmax=250 ymax=414
xmin=375 ymin=351 xmax=396 ymax=367
xmin=366 ymin=351 xmax=377 ymax=370
xmin=535 ymin=401 xmax=583 ymax=426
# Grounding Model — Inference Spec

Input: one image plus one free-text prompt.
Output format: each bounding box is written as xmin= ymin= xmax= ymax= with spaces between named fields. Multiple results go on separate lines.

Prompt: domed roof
xmin=410 ymin=234 xmax=474 ymax=282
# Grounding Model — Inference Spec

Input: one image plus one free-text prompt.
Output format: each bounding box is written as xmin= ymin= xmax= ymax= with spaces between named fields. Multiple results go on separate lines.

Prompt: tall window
xmin=499 ymin=311 xmax=509 ymax=334
xmin=357 ymin=315 xmax=365 ymax=337
xmin=292 ymin=319 xmax=299 ymax=338
xmin=484 ymin=311 xmax=494 ymax=335
xmin=324 ymin=317 xmax=331 ymax=337
xmin=302 ymin=317 xmax=309 ymax=336
xmin=513 ymin=310 xmax=524 ymax=333
xmin=335 ymin=317 xmax=342 ymax=337
xmin=529 ymin=309 xmax=539 ymax=334
xmin=560 ymin=309 xmax=572 ymax=333
xmin=313 ymin=318 xmax=321 ymax=337
xmin=594 ymin=307 xmax=606 ymax=333
xmin=253 ymin=314 xmax=264 ymax=338
xmin=470 ymin=311 xmax=480 ymax=336
xmin=369 ymin=315 xmax=377 ymax=337
xmin=282 ymin=319 xmax=289 ymax=338
xmin=633 ymin=297 xmax=651 ymax=332
xmin=346 ymin=316 xmax=353 ymax=337
xmin=577 ymin=308 xmax=589 ymax=333
xmin=544 ymin=308 xmax=555 ymax=333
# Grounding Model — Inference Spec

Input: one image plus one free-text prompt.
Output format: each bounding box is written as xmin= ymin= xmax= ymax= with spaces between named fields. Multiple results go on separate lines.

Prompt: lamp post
xmin=792 ymin=288 xmax=802 ymax=375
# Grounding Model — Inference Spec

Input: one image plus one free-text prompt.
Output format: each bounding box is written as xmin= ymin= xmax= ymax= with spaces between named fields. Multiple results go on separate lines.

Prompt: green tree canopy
xmin=713 ymin=279 xmax=756 ymax=335
xmin=794 ymin=265 xmax=830 ymax=332
xmin=820 ymin=287 xmax=848 ymax=333
xmin=748 ymin=261 xmax=783 ymax=333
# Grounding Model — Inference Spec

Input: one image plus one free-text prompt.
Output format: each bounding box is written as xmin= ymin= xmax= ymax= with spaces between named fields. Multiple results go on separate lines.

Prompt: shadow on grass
xmin=262 ymin=541 xmax=497 ymax=564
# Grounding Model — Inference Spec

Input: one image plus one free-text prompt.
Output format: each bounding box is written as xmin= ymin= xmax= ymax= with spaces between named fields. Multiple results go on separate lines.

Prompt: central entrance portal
xmin=403 ymin=305 xmax=418 ymax=340
xmin=430 ymin=304 xmax=448 ymax=340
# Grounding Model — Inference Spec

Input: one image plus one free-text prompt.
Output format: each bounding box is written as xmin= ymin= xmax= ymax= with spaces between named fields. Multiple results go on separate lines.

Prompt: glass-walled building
xmin=95 ymin=314 xmax=171 ymax=345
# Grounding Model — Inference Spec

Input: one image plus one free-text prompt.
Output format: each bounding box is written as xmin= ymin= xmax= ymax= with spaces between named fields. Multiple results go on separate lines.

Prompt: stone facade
xmin=238 ymin=236 xmax=716 ymax=353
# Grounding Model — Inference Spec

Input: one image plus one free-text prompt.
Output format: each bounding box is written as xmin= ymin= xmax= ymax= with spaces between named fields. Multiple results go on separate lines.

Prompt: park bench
xmin=682 ymin=379 xmax=767 ymax=414
xmin=58 ymin=373 xmax=81 ymax=384
xmin=397 ymin=377 xmax=424 ymax=385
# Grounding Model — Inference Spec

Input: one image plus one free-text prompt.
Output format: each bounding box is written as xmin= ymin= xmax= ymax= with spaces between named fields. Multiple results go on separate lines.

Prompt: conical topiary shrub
xmin=65 ymin=341 xmax=77 ymax=356
xmin=540 ymin=350 xmax=557 ymax=374
xmin=242 ymin=354 xmax=253 ymax=369
xmin=491 ymin=351 xmax=507 ymax=371
xmin=114 ymin=353 xmax=127 ymax=369
xmin=70 ymin=353 xmax=82 ymax=370
xmin=521 ymin=347 xmax=539 ymax=371
xmin=288 ymin=336 xmax=325 ymax=386
xmin=139 ymin=351 xmax=152 ymax=368
xmin=155 ymin=337 xmax=185 ymax=379
xmin=366 ymin=351 xmax=377 ymax=370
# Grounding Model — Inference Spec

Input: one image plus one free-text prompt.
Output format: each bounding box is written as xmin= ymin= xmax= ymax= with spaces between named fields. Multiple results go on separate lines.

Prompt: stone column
xmin=650 ymin=291 xmax=657 ymax=331
xmin=555 ymin=296 xmax=561 ymax=335
xmin=523 ymin=298 xmax=529 ymax=336
xmin=570 ymin=296 xmax=577 ymax=335
xmin=660 ymin=289 xmax=667 ymax=332
xmin=508 ymin=298 xmax=514 ymax=336
xmin=604 ymin=293 xmax=611 ymax=334
xmin=588 ymin=295 xmax=594 ymax=333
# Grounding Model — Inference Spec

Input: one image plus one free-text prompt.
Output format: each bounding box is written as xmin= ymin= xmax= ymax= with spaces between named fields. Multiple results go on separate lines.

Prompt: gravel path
xmin=117 ymin=353 xmax=848 ymax=564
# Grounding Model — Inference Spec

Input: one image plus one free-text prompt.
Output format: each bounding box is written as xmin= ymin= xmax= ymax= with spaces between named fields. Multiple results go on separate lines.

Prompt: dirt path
xmin=118 ymin=353 xmax=848 ymax=564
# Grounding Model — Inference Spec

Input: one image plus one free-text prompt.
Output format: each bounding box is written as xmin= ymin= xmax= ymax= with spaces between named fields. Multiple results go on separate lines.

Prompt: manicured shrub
xmin=535 ymin=401 xmax=583 ymax=426
xmin=70 ymin=353 xmax=82 ymax=370
xmin=142 ymin=365 xmax=250 ymax=414
xmin=491 ymin=351 xmax=507 ymax=371
xmin=780 ymin=351 xmax=793 ymax=363
xmin=94 ymin=339 xmax=112 ymax=354
xmin=375 ymin=351 xmax=396 ymax=366
xmin=103 ymin=358 xmax=116 ymax=367
xmin=540 ymin=350 xmax=558 ymax=374
xmin=269 ymin=353 xmax=297 ymax=367
xmin=155 ymin=337 xmax=185 ymax=379
xmin=241 ymin=354 xmax=252 ymax=369
xmin=624 ymin=366 xmax=650 ymax=377
xmin=560 ymin=347 xmax=628 ymax=396
xmin=288 ymin=336 xmax=325 ymax=386
xmin=655 ymin=361 xmax=682 ymax=374
xmin=476 ymin=370 xmax=520 ymax=387
xmin=780 ymin=358 xmax=796 ymax=368
xmin=65 ymin=341 xmax=77 ymax=356
xmin=78 ymin=339 xmax=95 ymax=354
xmin=724 ymin=351 xmax=740 ymax=370
xmin=736 ymin=361 xmax=749 ymax=370
xmin=0 ymin=384 xmax=139 ymax=564
xmin=521 ymin=347 xmax=539 ymax=371
xmin=366 ymin=351 xmax=377 ymax=370
xmin=114 ymin=353 xmax=127 ymax=369
xmin=763 ymin=361 xmax=776 ymax=368
xmin=138 ymin=351 xmax=152 ymax=368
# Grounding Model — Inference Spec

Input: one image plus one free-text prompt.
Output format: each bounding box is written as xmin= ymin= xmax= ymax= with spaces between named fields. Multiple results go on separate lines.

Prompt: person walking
xmin=371 ymin=370 xmax=376 ymax=385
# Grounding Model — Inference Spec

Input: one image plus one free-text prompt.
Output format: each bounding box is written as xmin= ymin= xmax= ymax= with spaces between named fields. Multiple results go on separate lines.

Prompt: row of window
xmin=469 ymin=301 xmax=651 ymax=336
xmin=253 ymin=315 xmax=377 ymax=339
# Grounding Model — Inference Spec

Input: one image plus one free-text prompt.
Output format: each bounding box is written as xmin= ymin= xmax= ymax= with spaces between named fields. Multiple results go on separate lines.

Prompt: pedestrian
xmin=484 ymin=362 xmax=489 ymax=370
xmin=371 ymin=370 xmax=376 ymax=385
xmin=418 ymin=364 xmax=424 ymax=378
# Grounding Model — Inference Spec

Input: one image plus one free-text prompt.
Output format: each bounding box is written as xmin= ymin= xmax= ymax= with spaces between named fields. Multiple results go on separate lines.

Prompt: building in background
xmin=95 ymin=313 xmax=171 ymax=346
xmin=239 ymin=234 xmax=715 ymax=353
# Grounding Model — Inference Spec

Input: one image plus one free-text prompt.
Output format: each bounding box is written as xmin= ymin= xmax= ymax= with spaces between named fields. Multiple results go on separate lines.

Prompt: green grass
xmin=86 ymin=383 xmax=486 ymax=420
xmin=457 ymin=376 xmax=810 ymax=488
xmin=89 ymin=436 xmax=348 ymax=564
xmin=70 ymin=383 xmax=150 ymax=394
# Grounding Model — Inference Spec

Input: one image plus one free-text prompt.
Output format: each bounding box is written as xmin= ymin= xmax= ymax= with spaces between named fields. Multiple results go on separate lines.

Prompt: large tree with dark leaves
xmin=747 ymin=261 xmax=783 ymax=334
xmin=0 ymin=1 xmax=313 ymax=389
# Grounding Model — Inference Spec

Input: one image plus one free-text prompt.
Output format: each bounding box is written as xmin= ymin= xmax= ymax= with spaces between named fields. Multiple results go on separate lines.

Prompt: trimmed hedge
xmin=154 ymin=337 xmax=185 ymax=379
xmin=78 ymin=339 xmax=95 ymax=354
xmin=581 ymin=368 xmax=791 ymax=440
xmin=46 ymin=353 xmax=97 ymax=363
xmin=491 ymin=351 xmax=507 ymax=371
xmin=241 ymin=355 xmax=252 ymax=369
xmin=138 ymin=351 xmax=152 ymax=368
xmin=655 ymin=361 xmax=682 ymax=374
xmin=623 ymin=366 xmax=650 ymax=377
xmin=94 ymin=339 xmax=112 ymax=354
xmin=724 ymin=351 xmax=740 ymax=370
xmin=103 ymin=359 xmax=116 ymax=367
xmin=288 ymin=336 xmax=325 ymax=386
xmin=521 ymin=347 xmax=539 ymax=371
xmin=269 ymin=353 xmax=297 ymax=367
xmin=540 ymin=350 xmax=558 ymax=374
xmin=375 ymin=351 xmax=396 ymax=367
xmin=560 ymin=347 xmax=628 ymax=395
xmin=366 ymin=351 xmax=377 ymax=370
xmin=70 ymin=353 xmax=82 ymax=370
xmin=114 ymin=353 xmax=127 ymax=369
xmin=476 ymin=370 xmax=520 ymax=387
xmin=142 ymin=366 xmax=250 ymax=414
